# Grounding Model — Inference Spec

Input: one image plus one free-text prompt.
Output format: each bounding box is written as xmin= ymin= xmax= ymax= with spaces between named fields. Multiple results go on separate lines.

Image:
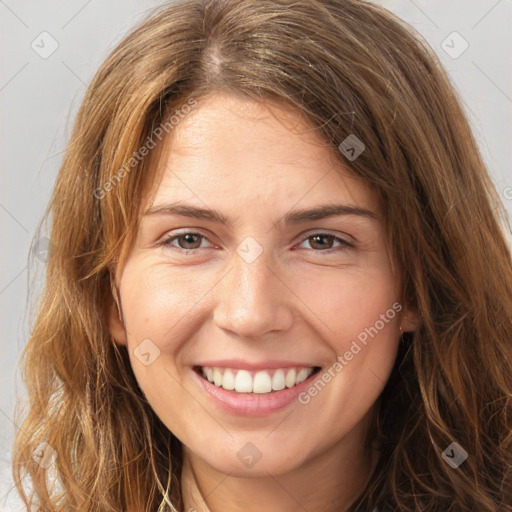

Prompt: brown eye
xmin=176 ymin=233 xmax=203 ymax=249
xmin=299 ymin=233 xmax=353 ymax=252
xmin=161 ymin=232 xmax=210 ymax=251
xmin=309 ymin=234 xmax=336 ymax=250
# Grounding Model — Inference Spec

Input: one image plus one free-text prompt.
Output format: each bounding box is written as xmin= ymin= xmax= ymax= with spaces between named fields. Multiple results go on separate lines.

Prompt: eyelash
xmin=159 ymin=231 xmax=354 ymax=254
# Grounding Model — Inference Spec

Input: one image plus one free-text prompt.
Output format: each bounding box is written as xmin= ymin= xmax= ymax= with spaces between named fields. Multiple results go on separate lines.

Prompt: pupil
xmin=312 ymin=234 xmax=332 ymax=249
xmin=182 ymin=234 xmax=199 ymax=248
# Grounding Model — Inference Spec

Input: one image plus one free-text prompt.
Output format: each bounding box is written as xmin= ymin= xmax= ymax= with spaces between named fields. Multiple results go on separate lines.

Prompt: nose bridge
xmin=232 ymin=246 xmax=273 ymax=304
xmin=213 ymin=241 xmax=293 ymax=338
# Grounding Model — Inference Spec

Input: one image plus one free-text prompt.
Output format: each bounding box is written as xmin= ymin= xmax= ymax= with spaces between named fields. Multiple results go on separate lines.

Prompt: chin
xmin=212 ymin=457 xmax=299 ymax=478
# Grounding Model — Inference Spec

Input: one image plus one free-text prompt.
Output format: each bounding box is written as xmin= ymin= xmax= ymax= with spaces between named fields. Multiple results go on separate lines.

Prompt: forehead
xmin=145 ymin=93 xmax=376 ymax=213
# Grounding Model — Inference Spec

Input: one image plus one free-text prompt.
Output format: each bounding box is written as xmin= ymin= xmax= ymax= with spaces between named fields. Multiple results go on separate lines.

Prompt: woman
xmin=12 ymin=0 xmax=512 ymax=511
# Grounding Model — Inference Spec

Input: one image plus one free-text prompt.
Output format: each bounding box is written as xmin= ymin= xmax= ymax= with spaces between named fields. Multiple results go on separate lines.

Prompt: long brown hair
xmin=13 ymin=0 xmax=512 ymax=510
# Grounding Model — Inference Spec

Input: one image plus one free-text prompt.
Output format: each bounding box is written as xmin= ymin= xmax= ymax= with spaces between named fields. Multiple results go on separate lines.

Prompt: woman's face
xmin=110 ymin=93 xmax=417 ymax=477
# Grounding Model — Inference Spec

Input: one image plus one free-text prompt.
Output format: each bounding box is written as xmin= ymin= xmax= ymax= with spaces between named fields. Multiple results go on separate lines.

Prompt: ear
xmin=109 ymin=289 xmax=127 ymax=346
xmin=400 ymin=305 xmax=421 ymax=333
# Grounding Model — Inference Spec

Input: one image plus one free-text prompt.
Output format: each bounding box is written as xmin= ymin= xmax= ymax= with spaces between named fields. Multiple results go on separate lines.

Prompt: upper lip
xmin=194 ymin=359 xmax=321 ymax=371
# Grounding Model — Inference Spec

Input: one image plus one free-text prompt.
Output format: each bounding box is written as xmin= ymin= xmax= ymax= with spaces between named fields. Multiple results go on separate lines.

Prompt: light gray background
xmin=1 ymin=1 xmax=511 ymax=510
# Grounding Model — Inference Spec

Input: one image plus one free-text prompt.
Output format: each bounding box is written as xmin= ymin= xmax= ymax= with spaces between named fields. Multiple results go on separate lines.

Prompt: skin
xmin=110 ymin=92 xmax=419 ymax=512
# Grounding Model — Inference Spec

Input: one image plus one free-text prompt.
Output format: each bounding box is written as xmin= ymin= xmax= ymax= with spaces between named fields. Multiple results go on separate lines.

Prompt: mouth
xmin=193 ymin=365 xmax=322 ymax=394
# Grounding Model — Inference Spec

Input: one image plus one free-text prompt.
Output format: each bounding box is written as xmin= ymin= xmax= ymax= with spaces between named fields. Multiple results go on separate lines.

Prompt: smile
xmin=194 ymin=365 xmax=322 ymax=394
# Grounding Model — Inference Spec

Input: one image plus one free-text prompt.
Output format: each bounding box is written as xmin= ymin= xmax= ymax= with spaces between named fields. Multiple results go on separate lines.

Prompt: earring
xmin=399 ymin=312 xmax=412 ymax=333
xmin=398 ymin=324 xmax=406 ymax=343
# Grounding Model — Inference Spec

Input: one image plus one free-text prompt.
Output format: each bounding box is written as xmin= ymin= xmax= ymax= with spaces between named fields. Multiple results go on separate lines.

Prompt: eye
xmin=160 ymin=232 xmax=213 ymax=251
xmin=159 ymin=231 xmax=354 ymax=254
xmin=297 ymin=233 xmax=354 ymax=253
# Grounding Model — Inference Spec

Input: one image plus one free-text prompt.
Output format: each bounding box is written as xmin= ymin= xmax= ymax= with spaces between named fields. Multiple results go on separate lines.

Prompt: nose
xmin=213 ymin=248 xmax=294 ymax=340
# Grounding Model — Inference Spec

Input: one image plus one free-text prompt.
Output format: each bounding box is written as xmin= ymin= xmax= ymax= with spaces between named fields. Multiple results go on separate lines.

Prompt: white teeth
xmin=253 ymin=371 xmax=272 ymax=394
xmin=285 ymin=368 xmax=296 ymax=388
xmin=213 ymin=368 xmax=223 ymax=387
xmin=234 ymin=370 xmax=253 ymax=393
xmin=200 ymin=366 xmax=315 ymax=393
xmin=222 ymin=368 xmax=235 ymax=390
xmin=296 ymin=368 xmax=309 ymax=384
xmin=271 ymin=369 xmax=286 ymax=391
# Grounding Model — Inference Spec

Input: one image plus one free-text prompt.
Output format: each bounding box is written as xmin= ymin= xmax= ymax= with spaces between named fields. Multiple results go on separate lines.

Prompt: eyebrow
xmin=143 ymin=202 xmax=377 ymax=226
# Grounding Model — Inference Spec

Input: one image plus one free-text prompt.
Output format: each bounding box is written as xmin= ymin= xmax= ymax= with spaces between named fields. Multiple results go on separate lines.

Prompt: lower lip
xmin=191 ymin=367 xmax=321 ymax=417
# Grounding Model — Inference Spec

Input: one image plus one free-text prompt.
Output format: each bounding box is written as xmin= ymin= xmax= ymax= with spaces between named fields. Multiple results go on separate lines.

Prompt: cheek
xmin=291 ymin=263 xmax=401 ymax=397
xmin=121 ymin=262 xmax=212 ymax=347
xmin=118 ymin=263 xmax=195 ymax=428
xmin=290 ymin=261 xmax=399 ymax=339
